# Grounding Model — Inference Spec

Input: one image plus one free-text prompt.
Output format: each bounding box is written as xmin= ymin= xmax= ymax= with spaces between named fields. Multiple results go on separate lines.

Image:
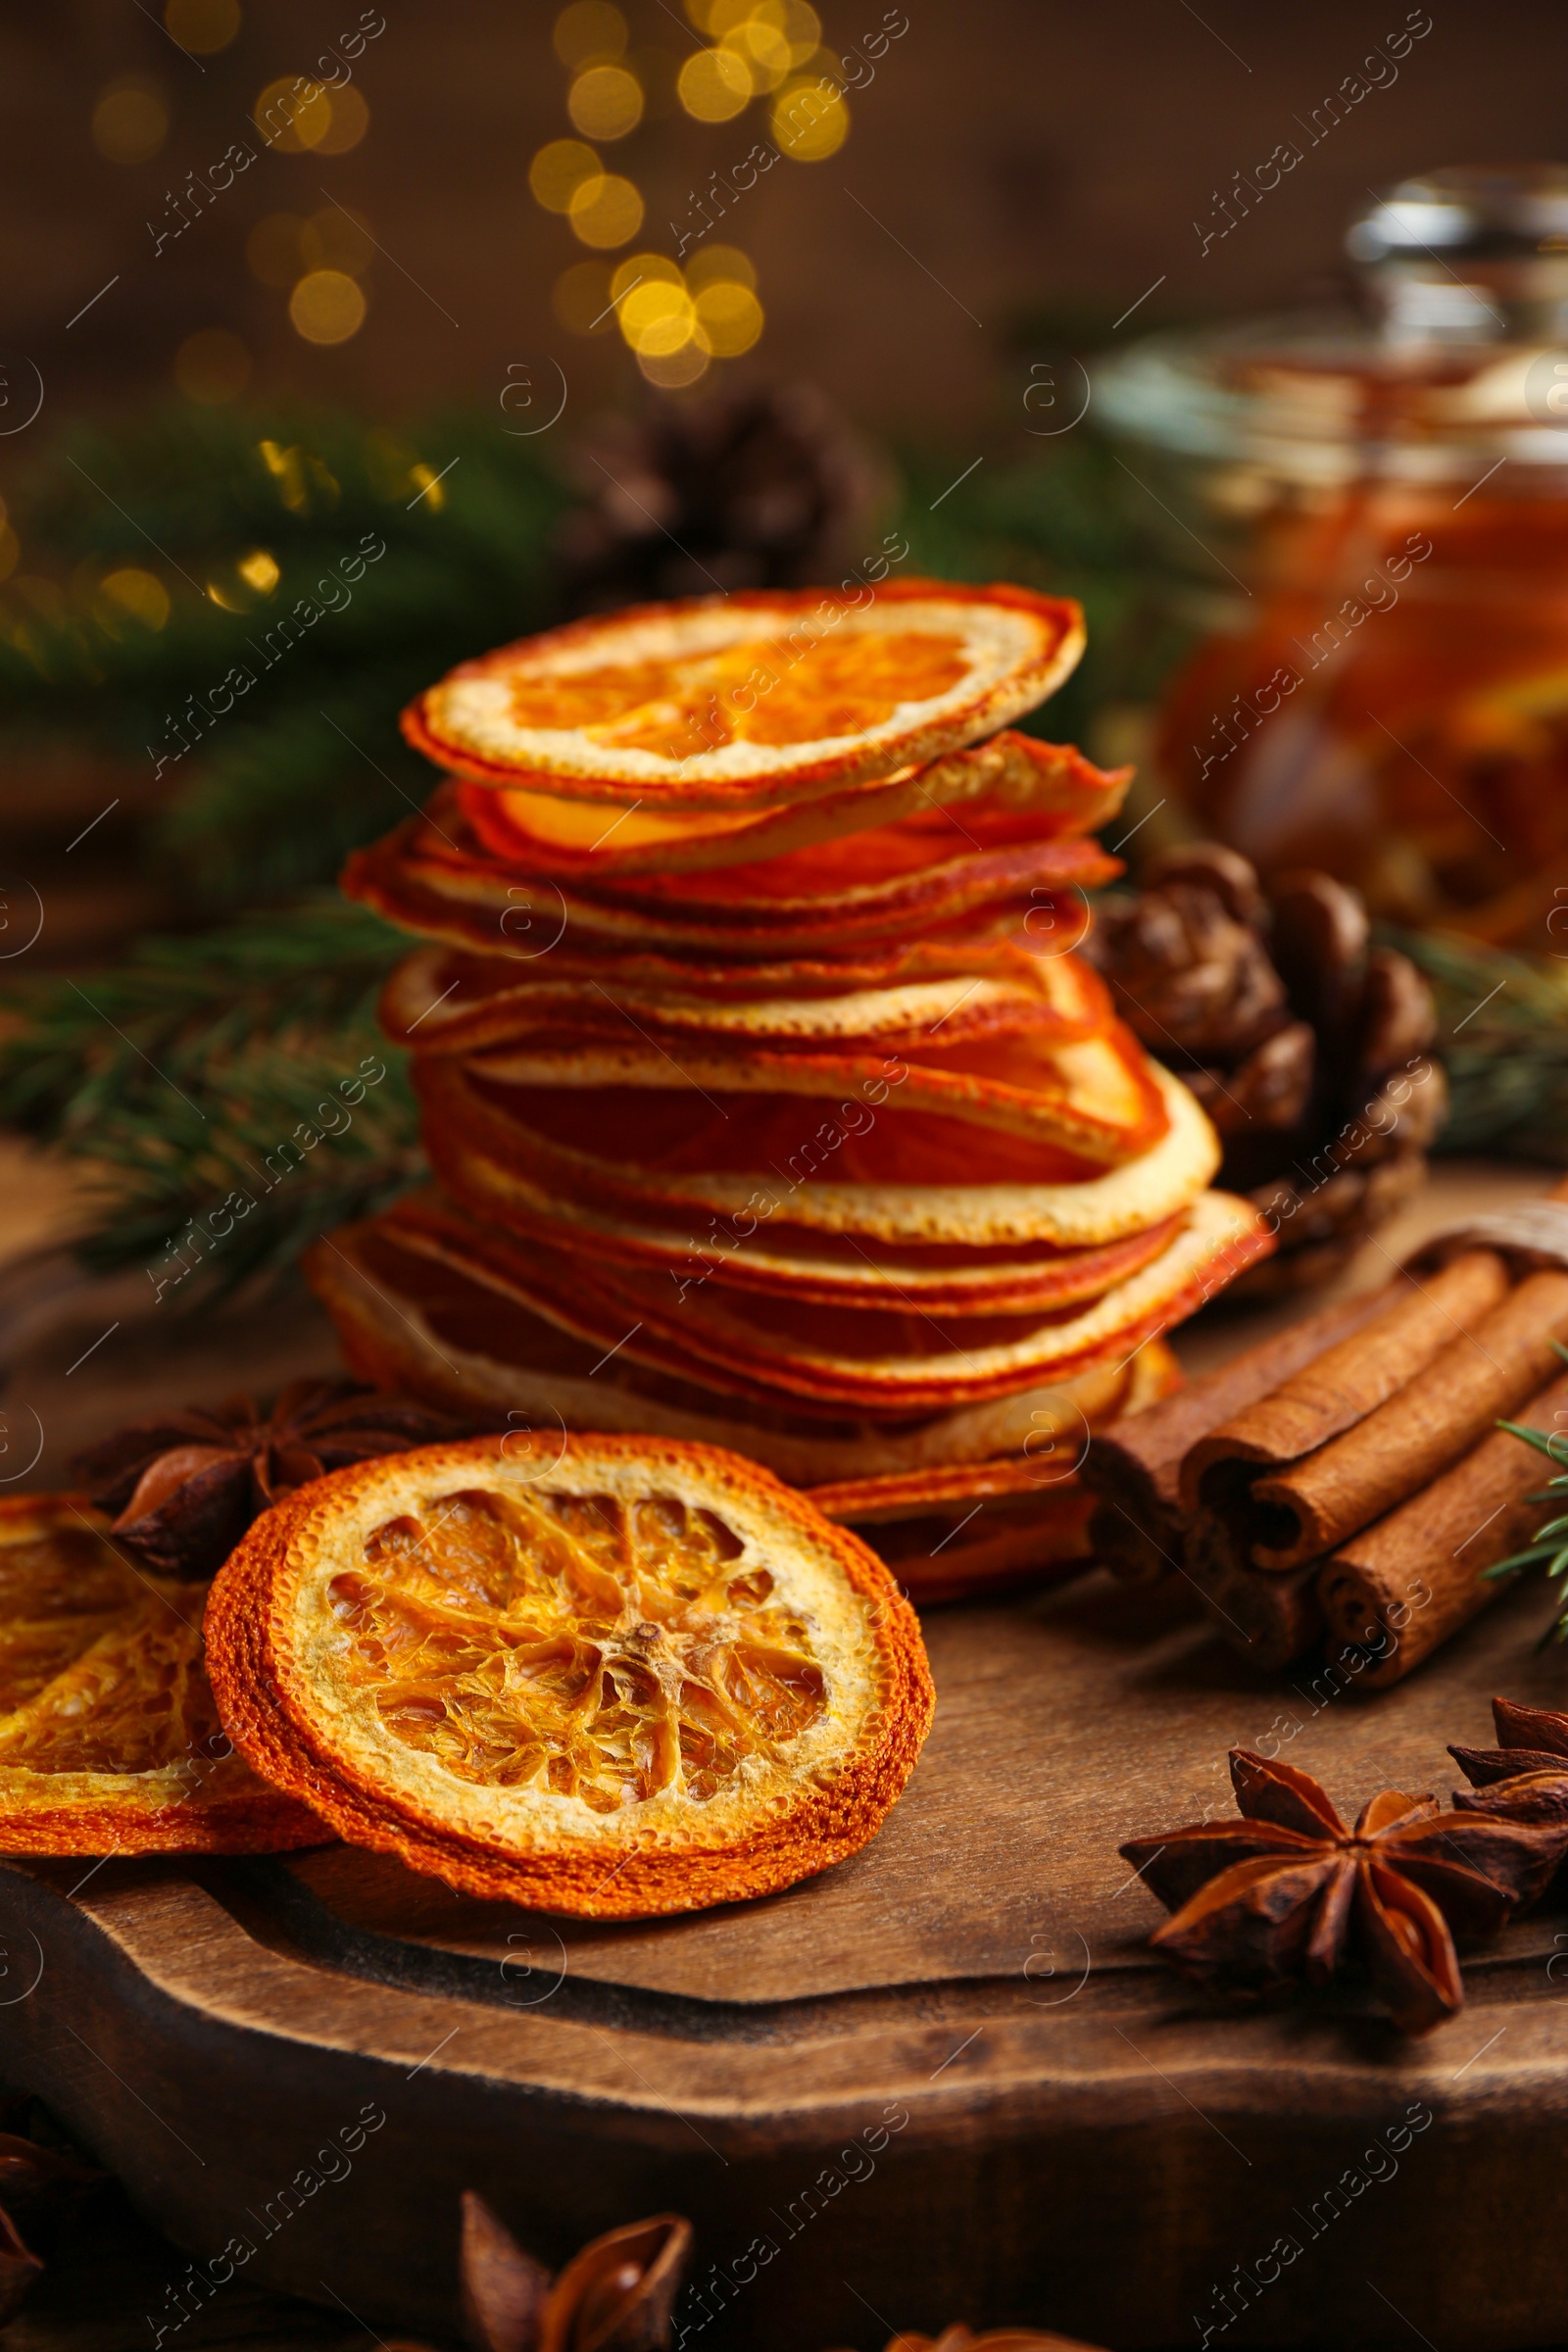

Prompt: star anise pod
xmin=73 ymin=1380 xmax=471 ymax=1579
xmin=1120 ymin=1747 xmax=1568 ymax=2033
xmin=878 ymin=2328 xmax=1108 ymax=2352
xmin=388 ymin=2201 xmax=691 ymax=2352
xmin=1451 ymin=1697 xmax=1568 ymax=1837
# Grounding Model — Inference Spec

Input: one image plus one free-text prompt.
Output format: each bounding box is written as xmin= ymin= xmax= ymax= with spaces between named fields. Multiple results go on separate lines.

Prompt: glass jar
xmin=1095 ymin=165 xmax=1568 ymax=950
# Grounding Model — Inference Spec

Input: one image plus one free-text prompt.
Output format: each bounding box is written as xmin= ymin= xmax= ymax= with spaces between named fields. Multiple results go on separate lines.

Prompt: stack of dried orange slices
xmin=313 ymin=581 xmax=1271 ymax=1601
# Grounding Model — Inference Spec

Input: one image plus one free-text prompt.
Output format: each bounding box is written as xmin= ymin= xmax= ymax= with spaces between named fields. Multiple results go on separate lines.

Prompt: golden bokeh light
xmin=694 ymin=278 xmax=763 ymax=355
xmin=253 ymin=75 xmax=332 ymax=154
xmin=91 ymin=80 xmax=169 ymax=166
xmin=638 ymin=338 xmax=711 ymax=388
xmin=567 ymin=63 xmax=644 ymax=140
xmin=552 ymin=259 xmax=616 ymax=334
xmin=723 ymin=16 xmax=791 ymax=91
xmin=555 ymin=0 xmax=628 ymax=68
xmin=164 ymin=0 xmax=240 ymax=53
xmin=288 ymin=270 xmax=367 ymax=344
xmin=567 ymin=172 xmax=644 ymax=249
xmin=303 ymin=204 xmax=374 ymax=275
xmin=407 ymin=462 xmax=450 ymax=513
xmin=99 ymin=568 xmax=171 ymax=629
xmin=685 ymin=241 xmax=756 ymax=290
xmin=247 ymin=212 xmax=307 ymax=288
xmin=782 ymin=1 xmax=823 ymax=61
xmin=237 ymin=550 xmax=280 ymax=594
xmin=174 ymin=328 xmax=252 ymax=404
xmin=676 ymin=46 xmax=750 ymax=122
xmin=530 ymin=137 xmax=602 ymax=213
xmin=772 ymin=74 xmax=848 ymax=160
xmin=611 ymin=250 xmax=684 ymax=300
xmin=313 ymin=85 xmax=370 ymax=155
xmin=618 ymin=278 xmax=699 ymax=355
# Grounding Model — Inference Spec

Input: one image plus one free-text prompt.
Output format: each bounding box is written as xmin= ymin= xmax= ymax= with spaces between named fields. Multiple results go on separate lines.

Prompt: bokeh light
xmin=253 ymin=76 xmax=332 ymax=154
xmin=174 ymin=329 xmax=252 ymax=404
xmin=724 ymin=15 xmax=791 ymax=91
xmin=676 ymin=47 xmax=750 ymax=122
xmin=567 ymin=172 xmax=644 ymax=248
xmin=694 ymin=278 xmax=763 ymax=354
xmin=686 ymin=242 xmax=756 ymax=289
xmin=555 ymin=1 xmax=628 ymax=68
xmin=552 ymin=258 xmax=616 ymax=333
xmin=611 ymin=251 xmax=684 ymax=301
xmin=98 ymin=568 xmax=170 ymax=629
xmin=164 ymin=0 xmax=240 ymax=53
xmin=288 ymin=270 xmax=367 ymax=344
xmin=638 ymin=339 xmax=710 ymax=388
xmin=619 ymin=279 xmax=700 ymax=356
xmin=313 ymin=86 xmax=370 ymax=155
xmin=237 ymin=551 xmax=280 ymax=594
xmin=600 ymin=248 xmax=763 ymax=373
xmin=91 ymin=80 xmax=169 ymax=165
xmin=567 ymin=64 xmax=644 ymax=139
xmin=772 ymin=74 xmax=848 ymax=159
xmin=530 ymin=138 xmax=602 ymax=213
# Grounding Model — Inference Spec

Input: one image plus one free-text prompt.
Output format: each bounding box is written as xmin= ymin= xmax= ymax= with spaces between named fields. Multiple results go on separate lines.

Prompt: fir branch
xmin=0 ymin=897 xmax=420 ymax=1294
xmin=1380 ymin=928 xmax=1568 ymax=1162
xmin=0 ymin=405 xmax=567 ymax=907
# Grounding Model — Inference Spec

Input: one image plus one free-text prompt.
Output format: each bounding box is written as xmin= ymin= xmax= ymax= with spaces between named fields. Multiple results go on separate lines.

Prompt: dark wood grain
xmin=5 ymin=1570 xmax=1568 ymax=2352
xmin=5 ymin=1169 xmax=1568 ymax=2352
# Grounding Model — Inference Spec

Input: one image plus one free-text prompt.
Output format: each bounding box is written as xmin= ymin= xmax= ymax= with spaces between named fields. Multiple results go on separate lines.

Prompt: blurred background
xmin=2 ymin=0 xmax=1568 ymax=1313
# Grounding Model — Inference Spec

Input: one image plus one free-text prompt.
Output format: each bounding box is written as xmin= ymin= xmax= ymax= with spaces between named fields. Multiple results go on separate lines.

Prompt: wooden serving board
xmin=2 ymin=1163 xmax=1566 ymax=2352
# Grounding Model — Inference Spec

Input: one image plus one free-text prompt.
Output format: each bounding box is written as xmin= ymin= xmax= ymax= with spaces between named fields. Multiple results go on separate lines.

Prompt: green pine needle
xmin=1490 ymin=1415 xmax=1568 ymax=1645
xmin=0 ymin=895 xmax=419 ymax=1297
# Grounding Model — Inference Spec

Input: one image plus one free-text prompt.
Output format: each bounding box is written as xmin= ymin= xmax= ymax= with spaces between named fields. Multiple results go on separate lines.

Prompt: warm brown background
xmin=6 ymin=0 xmax=1568 ymax=445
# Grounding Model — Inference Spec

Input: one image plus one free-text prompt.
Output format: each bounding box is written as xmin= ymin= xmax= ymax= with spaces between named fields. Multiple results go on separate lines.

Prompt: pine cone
xmin=1089 ymin=845 xmax=1446 ymax=1298
xmin=556 ymin=382 xmax=889 ymax=609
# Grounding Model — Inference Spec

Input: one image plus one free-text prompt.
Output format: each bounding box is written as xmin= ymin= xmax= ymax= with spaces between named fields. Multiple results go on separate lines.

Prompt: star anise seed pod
xmin=1120 ymin=1747 xmax=1568 ymax=2034
xmin=395 ymin=2202 xmax=692 ymax=2352
xmin=880 ymin=2327 xmax=1109 ymax=2352
xmin=1452 ymin=1696 xmax=1568 ymax=1837
xmin=74 ymin=1380 xmax=471 ymax=1579
xmin=0 ymin=2203 xmax=42 ymax=2325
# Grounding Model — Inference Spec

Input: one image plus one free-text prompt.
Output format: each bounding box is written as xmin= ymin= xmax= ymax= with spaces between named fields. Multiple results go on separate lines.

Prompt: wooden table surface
xmin=3 ymin=1153 xmax=1568 ymax=2352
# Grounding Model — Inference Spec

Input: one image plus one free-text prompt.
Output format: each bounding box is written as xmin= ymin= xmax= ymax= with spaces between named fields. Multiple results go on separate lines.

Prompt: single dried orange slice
xmin=206 ymin=1436 xmax=934 ymax=1917
xmin=402 ymin=583 xmax=1084 ymax=808
xmin=0 ymin=1495 xmax=320 ymax=1854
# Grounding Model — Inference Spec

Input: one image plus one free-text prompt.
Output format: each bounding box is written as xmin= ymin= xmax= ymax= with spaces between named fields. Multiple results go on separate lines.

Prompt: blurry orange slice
xmin=206 ymin=1436 xmax=934 ymax=1917
xmin=461 ymin=731 xmax=1130 ymax=877
xmin=0 ymin=1495 xmax=319 ymax=1855
xmin=402 ymin=583 xmax=1084 ymax=808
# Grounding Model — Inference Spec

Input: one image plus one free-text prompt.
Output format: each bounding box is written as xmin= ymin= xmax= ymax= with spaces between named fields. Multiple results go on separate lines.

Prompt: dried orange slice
xmin=0 ymin=1495 xmax=320 ymax=1854
xmin=412 ymin=1054 xmax=1216 ymax=1247
xmin=459 ymin=732 xmax=1130 ymax=878
xmin=358 ymin=1190 xmax=1261 ymax=1414
xmin=206 ymin=1436 xmax=934 ymax=1917
xmin=308 ymin=1213 xmax=1184 ymax=1487
xmin=402 ymin=584 xmax=1085 ymax=808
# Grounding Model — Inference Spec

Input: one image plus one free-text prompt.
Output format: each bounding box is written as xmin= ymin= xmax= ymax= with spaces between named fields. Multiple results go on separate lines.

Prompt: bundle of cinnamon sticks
xmin=1082 ymin=1178 xmax=1568 ymax=1687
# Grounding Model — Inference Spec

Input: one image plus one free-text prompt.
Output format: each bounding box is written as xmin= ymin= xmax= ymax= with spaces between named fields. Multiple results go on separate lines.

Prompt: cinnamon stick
xmin=1180 ymin=1250 xmax=1511 ymax=1517
xmin=1082 ymin=1283 xmax=1400 ymax=1584
xmin=1317 ymin=1369 xmax=1568 ymax=1689
xmin=1184 ymin=1509 xmax=1323 ymax=1670
xmin=1246 ymin=1267 xmax=1568 ymax=1570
